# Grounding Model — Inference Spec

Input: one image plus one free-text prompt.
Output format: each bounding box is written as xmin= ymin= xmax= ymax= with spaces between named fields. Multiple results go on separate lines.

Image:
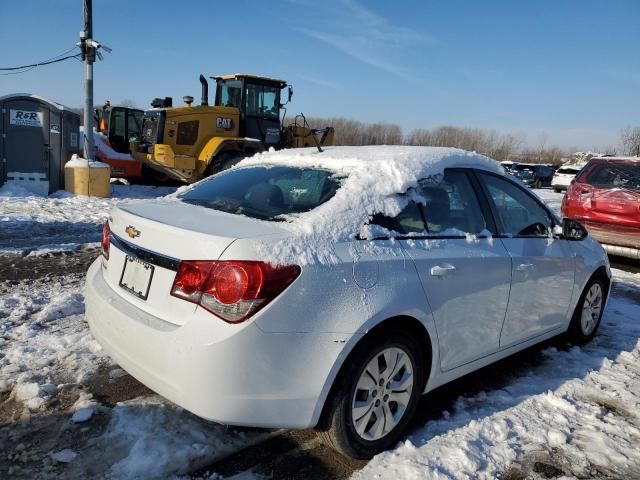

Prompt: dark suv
xmin=512 ymin=164 xmax=555 ymax=188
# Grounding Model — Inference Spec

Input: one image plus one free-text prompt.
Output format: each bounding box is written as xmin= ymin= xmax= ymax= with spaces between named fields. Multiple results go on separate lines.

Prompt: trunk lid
xmin=102 ymin=200 xmax=287 ymax=325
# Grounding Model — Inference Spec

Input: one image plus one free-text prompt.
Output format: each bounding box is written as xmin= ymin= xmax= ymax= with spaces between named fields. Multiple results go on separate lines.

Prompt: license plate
xmin=119 ymin=255 xmax=155 ymax=300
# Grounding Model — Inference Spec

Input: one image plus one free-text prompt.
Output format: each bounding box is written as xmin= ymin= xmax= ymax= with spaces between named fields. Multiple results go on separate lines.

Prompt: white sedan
xmin=85 ymin=146 xmax=610 ymax=459
xmin=551 ymin=165 xmax=584 ymax=192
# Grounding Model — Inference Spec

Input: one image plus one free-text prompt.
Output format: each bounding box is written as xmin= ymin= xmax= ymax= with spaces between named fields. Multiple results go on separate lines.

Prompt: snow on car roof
xmin=591 ymin=156 xmax=640 ymax=162
xmin=235 ymin=146 xmax=503 ymax=265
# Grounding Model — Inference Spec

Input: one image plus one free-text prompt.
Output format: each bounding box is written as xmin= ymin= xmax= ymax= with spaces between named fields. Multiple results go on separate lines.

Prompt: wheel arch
xmin=314 ymin=315 xmax=434 ymax=431
xmin=197 ymin=137 xmax=263 ymax=169
xmin=567 ymin=262 xmax=611 ymax=328
xmin=590 ymin=265 xmax=611 ymax=295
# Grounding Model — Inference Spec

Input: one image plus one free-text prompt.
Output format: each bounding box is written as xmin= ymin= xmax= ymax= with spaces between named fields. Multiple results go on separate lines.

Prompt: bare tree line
xmin=301 ymin=116 xmax=528 ymax=162
xmin=303 ymin=116 xmax=640 ymax=164
xmin=621 ymin=126 xmax=640 ymax=156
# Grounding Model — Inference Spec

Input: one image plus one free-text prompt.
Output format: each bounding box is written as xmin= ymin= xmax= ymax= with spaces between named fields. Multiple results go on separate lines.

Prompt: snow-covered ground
xmin=0 ymin=274 xmax=266 ymax=479
xmin=0 ymin=182 xmax=176 ymax=253
xmin=535 ymin=188 xmax=564 ymax=215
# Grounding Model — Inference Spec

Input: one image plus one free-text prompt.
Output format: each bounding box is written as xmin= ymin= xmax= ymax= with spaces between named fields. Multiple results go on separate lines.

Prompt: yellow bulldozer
xmin=132 ymin=73 xmax=334 ymax=183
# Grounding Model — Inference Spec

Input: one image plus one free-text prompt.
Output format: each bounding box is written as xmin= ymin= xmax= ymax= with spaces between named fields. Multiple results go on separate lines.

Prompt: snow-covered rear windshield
xmin=585 ymin=163 xmax=640 ymax=190
xmin=179 ymin=166 xmax=344 ymax=221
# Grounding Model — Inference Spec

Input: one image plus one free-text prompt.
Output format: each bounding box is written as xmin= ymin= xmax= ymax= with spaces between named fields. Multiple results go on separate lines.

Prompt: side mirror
xmin=288 ymin=85 xmax=293 ymax=103
xmin=562 ymin=218 xmax=588 ymax=241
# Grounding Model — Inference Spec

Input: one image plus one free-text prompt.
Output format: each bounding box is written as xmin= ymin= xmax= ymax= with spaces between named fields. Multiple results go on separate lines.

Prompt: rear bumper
xmin=85 ymin=258 xmax=346 ymax=428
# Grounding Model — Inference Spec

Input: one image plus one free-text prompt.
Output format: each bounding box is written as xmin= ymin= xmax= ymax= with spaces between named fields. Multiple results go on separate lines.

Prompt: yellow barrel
xmin=64 ymin=155 xmax=111 ymax=197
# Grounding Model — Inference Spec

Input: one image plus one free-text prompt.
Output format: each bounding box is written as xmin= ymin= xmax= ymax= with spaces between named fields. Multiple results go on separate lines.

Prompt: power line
xmin=0 ymin=46 xmax=80 ymax=72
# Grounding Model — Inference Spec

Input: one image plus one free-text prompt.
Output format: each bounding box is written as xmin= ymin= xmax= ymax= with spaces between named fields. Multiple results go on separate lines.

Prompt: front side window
xmin=180 ymin=166 xmax=343 ymax=221
xmin=109 ymin=108 xmax=126 ymax=139
xmin=127 ymin=110 xmax=143 ymax=141
xmin=480 ymin=173 xmax=552 ymax=237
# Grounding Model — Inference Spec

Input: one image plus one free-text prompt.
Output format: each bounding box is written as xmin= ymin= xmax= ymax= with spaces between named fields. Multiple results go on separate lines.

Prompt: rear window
xmin=557 ymin=167 xmax=580 ymax=174
xmin=583 ymin=162 xmax=640 ymax=190
xmin=180 ymin=166 xmax=343 ymax=221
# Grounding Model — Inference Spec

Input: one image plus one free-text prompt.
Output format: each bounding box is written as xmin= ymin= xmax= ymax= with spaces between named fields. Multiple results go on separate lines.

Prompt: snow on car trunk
xmin=104 ymin=201 xmax=288 ymax=326
xmin=111 ymin=200 xmax=286 ymax=260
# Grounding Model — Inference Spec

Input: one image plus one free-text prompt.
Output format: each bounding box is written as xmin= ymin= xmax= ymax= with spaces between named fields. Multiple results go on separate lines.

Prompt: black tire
xmin=534 ymin=179 xmax=542 ymax=189
xmin=567 ymin=275 xmax=608 ymax=344
xmin=141 ymin=164 xmax=173 ymax=186
xmin=319 ymin=330 xmax=425 ymax=459
xmin=206 ymin=151 xmax=246 ymax=177
xmin=554 ymin=187 xmax=562 ymax=193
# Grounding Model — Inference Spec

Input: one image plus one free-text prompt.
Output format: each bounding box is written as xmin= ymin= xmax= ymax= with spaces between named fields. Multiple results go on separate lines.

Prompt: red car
xmin=562 ymin=156 xmax=640 ymax=259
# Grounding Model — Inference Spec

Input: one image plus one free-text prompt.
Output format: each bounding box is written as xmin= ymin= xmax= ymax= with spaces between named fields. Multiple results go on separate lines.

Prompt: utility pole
xmin=80 ymin=0 xmax=95 ymax=160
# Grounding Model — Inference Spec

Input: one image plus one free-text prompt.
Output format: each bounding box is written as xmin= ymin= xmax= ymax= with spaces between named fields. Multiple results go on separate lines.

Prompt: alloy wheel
xmin=351 ymin=347 xmax=414 ymax=441
xmin=581 ymin=283 xmax=603 ymax=336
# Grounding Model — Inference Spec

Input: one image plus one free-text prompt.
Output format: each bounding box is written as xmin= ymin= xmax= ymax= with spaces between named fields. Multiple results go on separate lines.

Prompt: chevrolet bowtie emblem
xmin=125 ymin=225 xmax=140 ymax=239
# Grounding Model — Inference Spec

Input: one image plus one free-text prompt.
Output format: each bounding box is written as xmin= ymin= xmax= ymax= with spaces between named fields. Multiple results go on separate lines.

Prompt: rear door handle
xmin=430 ymin=264 xmax=456 ymax=276
xmin=516 ymin=263 xmax=535 ymax=271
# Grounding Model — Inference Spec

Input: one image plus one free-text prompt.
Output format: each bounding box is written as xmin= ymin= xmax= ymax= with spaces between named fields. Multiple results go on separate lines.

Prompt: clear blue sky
xmin=1 ymin=0 xmax=638 ymax=150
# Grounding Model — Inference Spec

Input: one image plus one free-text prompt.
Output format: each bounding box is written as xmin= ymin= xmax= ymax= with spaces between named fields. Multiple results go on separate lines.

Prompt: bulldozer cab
xmin=213 ymin=74 xmax=286 ymax=148
xmin=96 ymin=104 xmax=144 ymax=154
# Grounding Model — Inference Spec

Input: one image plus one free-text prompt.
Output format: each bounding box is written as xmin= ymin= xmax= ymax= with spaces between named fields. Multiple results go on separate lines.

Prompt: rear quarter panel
xmin=219 ymin=238 xmax=438 ymax=336
xmin=567 ymin=236 xmax=611 ymax=320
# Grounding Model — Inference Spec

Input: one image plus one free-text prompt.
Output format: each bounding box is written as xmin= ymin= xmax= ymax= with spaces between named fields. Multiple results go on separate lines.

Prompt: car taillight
xmin=171 ymin=261 xmax=211 ymax=302
xmin=171 ymin=260 xmax=301 ymax=323
xmin=101 ymin=221 xmax=111 ymax=259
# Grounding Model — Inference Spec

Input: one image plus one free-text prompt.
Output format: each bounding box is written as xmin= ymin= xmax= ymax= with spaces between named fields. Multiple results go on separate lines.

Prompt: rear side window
xmin=419 ymin=171 xmax=486 ymax=235
xmin=370 ymin=171 xmax=486 ymax=237
xmin=557 ymin=167 xmax=580 ymax=175
xmin=583 ymin=162 xmax=640 ymax=190
xmin=371 ymin=202 xmax=426 ymax=235
xmin=180 ymin=166 xmax=343 ymax=221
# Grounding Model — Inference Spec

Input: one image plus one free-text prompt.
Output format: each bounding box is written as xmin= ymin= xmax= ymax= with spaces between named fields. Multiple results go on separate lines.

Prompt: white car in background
xmin=85 ymin=146 xmax=610 ymax=459
xmin=552 ymin=165 xmax=584 ymax=192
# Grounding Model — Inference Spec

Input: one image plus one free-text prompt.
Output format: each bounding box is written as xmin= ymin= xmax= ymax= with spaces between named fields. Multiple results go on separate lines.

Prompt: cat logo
xmin=125 ymin=225 xmax=141 ymax=239
xmin=216 ymin=117 xmax=233 ymax=130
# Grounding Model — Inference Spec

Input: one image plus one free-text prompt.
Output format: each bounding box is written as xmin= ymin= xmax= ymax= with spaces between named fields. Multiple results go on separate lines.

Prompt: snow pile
xmin=236 ymin=146 xmax=502 ymax=265
xmin=52 ymin=449 xmax=78 ymax=464
xmin=100 ymin=396 xmax=266 ymax=478
xmin=0 ymin=182 xmax=38 ymax=198
xmin=65 ymin=154 xmax=110 ymax=169
xmin=0 ymin=275 xmax=108 ymax=400
xmin=354 ymin=267 xmax=640 ymax=479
